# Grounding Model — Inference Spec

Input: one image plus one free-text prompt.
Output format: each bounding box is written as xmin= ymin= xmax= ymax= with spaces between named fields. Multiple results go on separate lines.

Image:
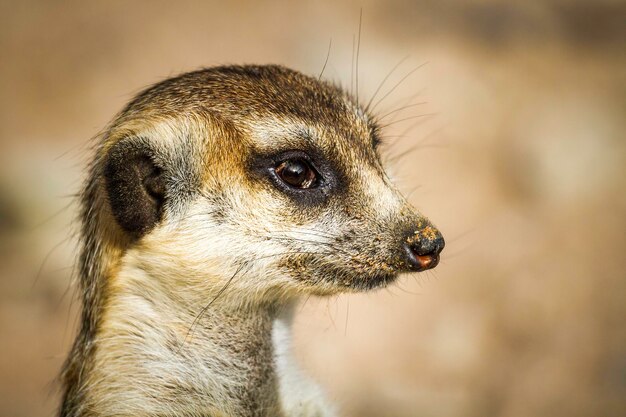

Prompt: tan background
xmin=1 ymin=1 xmax=624 ymax=416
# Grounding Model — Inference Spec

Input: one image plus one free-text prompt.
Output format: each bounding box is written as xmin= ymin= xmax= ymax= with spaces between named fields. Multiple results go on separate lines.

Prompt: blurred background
xmin=1 ymin=1 xmax=624 ymax=416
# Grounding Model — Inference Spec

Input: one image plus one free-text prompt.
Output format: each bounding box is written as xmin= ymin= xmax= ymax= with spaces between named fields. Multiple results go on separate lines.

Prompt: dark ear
xmin=103 ymin=140 xmax=166 ymax=237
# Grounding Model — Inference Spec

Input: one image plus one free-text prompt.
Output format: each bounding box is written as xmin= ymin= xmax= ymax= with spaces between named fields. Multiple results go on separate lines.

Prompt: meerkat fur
xmin=59 ymin=65 xmax=444 ymax=417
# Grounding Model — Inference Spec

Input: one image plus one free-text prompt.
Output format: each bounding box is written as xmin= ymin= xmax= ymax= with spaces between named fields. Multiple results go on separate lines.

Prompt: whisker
xmin=181 ymin=263 xmax=246 ymax=348
xmin=393 ymin=111 xmax=438 ymax=140
xmin=299 ymin=293 xmax=314 ymax=313
xmin=377 ymin=101 xmax=427 ymax=122
xmin=394 ymin=281 xmax=422 ymax=296
xmin=386 ymin=127 xmax=446 ymax=164
xmin=268 ymin=227 xmax=338 ymax=240
xmin=370 ymin=61 xmax=428 ymax=114
xmin=253 ymin=250 xmax=333 ymax=262
xmin=378 ymin=112 xmax=437 ymax=130
xmin=174 ymin=210 xmax=218 ymax=223
xmin=33 ymin=236 xmax=73 ymax=291
xmin=377 ymin=87 xmax=426 ymax=120
xmin=318 ymin=38 xmax=333 ymax=81
xmin=262 ymin=235 xmax=353 ymax=258
xmin=30 ymin=200 xmax=76 ymax=231
xmin=365 ymin=56 xmax=409 ymax=112
xmin=325 ymin=297 xmax=338 ymax=330
xmin=355 ymin=8 xmax=363 ymax=105
xmin=350 ymin=34 xmax=355 ymax=96
xmin=344 ymin=298 xmax=350 ymax=337
xmin=404 ymin=184 xmax=424 ymax=201
xmin=447 ymin=228 xmax=476 ymax=244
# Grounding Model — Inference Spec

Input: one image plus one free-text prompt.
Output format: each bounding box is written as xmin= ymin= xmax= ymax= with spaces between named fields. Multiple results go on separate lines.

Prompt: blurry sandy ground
xmin=0 ymin=1 xmax=624 ymax=416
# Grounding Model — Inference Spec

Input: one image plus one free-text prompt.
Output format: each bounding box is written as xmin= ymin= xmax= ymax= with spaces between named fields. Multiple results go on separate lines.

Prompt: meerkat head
xmin=95 ymin=65 xmax=443 ymax=307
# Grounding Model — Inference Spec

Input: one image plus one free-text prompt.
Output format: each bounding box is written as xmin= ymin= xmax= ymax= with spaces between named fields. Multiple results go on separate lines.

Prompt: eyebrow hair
xmin=292 ymin=124 xmax=318 ymax=145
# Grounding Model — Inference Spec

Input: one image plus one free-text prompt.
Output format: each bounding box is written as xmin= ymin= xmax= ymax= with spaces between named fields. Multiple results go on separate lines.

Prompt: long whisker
xmin=365 ymin=56 xmax=409 ymax=112
xmin=377 ymin=101 xmax=427 ymax=121
xmin=391 ymin=143 xmax=448 ymax=165
xmin=377 ymin=112 xmax=437 ymax=130
xmin=264 ymin=235 xmax=334 ymax=246
xmin=355 ymin=8 xmax=363 ymax=105
xmin=33 ymin=236 xmax=73 ymax=291
xmin=30 ymin=200 xmax=76 ymax=231
xmin=386 ymin=127 xmax=445 ymax=164
xmin=376 ymin=87 xmax=425 ymax=120
xmin=318 ymin=38 xmax=333 ymax=81
xmin=344 ymin=298 xmax=350 ymax=336
xmin=269 ymin=228 xmax=338 ymax=240
xmin=394 ymin=110 xmax=437 ymax=139
xmin=351 ymin=34 xmax=355 ymax=97
xmin=262 ymin=235 xmax=353 ymax=258
xmin=180 ymin=263 xmax=246 ymax=348
xmin=370 ymin=61 xmax=428 ymax=114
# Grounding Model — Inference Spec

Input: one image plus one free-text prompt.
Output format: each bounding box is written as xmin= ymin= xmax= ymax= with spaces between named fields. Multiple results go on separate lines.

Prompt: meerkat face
xmin=101 ymin=65 xmax=443 ymax=303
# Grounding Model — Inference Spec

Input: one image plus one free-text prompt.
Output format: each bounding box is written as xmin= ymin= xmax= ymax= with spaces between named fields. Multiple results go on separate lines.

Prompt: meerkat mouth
xmin=415 ymin=254 xmax=440 ymax=270
xmin=331 ymin=267 xmax=400 ymax=291
xmin=359 ymin=272 xmax=399 ymax=290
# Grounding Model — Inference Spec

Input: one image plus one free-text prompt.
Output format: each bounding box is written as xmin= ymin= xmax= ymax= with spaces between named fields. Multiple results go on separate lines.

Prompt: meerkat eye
xmin=275 ymin=158 xmax=318 ymax=189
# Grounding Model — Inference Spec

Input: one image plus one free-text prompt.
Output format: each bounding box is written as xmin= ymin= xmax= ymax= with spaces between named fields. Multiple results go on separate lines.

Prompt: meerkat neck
xmin=73 ymin=260 xmax=290 ymax=417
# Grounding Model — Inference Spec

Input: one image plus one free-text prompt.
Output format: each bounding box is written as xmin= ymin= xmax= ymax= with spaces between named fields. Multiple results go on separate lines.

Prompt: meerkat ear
xmin=103 ymin=140 xmax=166 ymax=236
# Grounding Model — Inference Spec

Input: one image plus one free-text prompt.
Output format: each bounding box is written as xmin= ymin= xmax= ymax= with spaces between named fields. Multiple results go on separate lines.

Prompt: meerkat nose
xmin=403 ymin=225 xmax=445 ymax=272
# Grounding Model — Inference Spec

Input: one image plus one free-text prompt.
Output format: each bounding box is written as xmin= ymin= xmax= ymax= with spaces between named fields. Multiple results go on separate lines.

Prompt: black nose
xmin=404 ymin=226 xmax=445 ymax=271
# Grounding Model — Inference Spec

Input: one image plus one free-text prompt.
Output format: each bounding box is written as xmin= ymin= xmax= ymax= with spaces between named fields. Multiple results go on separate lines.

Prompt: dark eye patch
xmin=247 ymin=147 xmax=345 ymax=208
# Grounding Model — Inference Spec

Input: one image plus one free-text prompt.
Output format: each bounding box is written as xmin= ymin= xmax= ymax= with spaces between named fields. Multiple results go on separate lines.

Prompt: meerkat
xmin=58 ymin=64 xmax=444 ymax=417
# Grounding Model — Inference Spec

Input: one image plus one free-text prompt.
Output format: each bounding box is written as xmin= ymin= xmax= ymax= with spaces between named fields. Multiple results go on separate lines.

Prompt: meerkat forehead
xmin=120 ymin=65 xmax=380 ymax=154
